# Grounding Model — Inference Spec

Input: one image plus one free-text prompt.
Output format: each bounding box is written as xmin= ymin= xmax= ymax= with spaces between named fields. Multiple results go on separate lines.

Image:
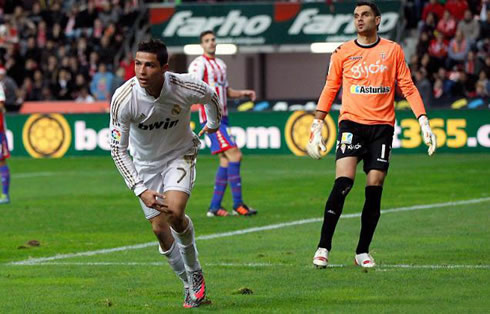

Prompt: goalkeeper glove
xmin=418 ymin=115 xmax=437 ymax=156
xmin=306 ymin=119 xmax=327 ymax=159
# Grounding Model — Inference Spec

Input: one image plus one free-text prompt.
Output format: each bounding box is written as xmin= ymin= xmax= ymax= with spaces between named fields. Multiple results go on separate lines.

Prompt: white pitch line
xmin=8 ymin=197 xmax=490 ymax=266
xmin=13 ymin=170 xmax=114 ymax=179
xmin=10 ymin=261 xmax=490 ymax=270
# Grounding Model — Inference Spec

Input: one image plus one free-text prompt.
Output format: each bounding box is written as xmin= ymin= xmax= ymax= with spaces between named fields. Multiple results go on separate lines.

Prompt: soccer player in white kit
xmin=110 ymin=39 xmax=221 ymax=308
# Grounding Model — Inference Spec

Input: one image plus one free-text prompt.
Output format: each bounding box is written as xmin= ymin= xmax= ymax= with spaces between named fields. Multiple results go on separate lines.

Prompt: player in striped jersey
xmin=307 ymin=1 xmax=437 ymax=269
xmin=188 ymin=30 xmax=257 ymax=217
xmin=110 ymin=40 xmax=221 ymax=308
xmin=0 ymin=82 xmax=10 ymax=204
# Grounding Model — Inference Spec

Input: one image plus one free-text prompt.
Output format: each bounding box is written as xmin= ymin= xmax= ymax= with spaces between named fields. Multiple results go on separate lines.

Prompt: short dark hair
xmin=356 ymin=1 xmax=381 ymax=17
xmin=137 ymin=39 xmax=168 ymax=66
xmin=199 ymin=30 xmax=215 ymax=43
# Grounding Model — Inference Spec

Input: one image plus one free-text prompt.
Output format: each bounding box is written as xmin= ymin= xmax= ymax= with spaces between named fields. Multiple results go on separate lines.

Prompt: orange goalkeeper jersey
xmin=317 ymin=37 xmax=426 ymax=126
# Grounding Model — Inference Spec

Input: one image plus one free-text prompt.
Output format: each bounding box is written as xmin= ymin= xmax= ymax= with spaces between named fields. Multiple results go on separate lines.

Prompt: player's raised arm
xmin=307 ymin=46 xmax=343 ymax=159
xmin=395 ymin=45 xmax=437 ymax=156
xmin=109 ymin=94 xmax=147 ymax=196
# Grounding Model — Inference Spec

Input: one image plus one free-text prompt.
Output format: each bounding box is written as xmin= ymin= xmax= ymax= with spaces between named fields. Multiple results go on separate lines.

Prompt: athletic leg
xmin=207 ymin=154 xmax=229 ymax=216
xmin=356 ymin=170 xmax=386 ymax=254
xmin=318 ymin=157 xmax=357 ymax=250
xmin=0 ymin=159 xmax=9 ymax=204
xmin=355 ymin=124 xmax=393 ymax=267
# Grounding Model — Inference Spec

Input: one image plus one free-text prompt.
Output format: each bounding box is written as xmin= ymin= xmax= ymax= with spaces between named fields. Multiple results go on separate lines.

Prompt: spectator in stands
xmin=90 ymin=63 xmax=113 ymax=101
xmin=475 ymin=81 xmax=488 ymax=97
xmin=23 ymin=36 xmax=41 ymax=64
xmin=110 ymin=67 xmax=125 ymax=99
xmin=421 ymin=52 xmax=438 ymax=76
xmin=477 ymin=8 xmax=490 ymax=52
xmin=49 ymin=23 xmax=66 ymax=46
xmin=24 ymin=58 xmax=37 ymax=80
xmin=92 ymin=18 xmax=104 ymax=41
xmin=429 ymin=31 xmax=448 ymax=68
xmin=465 ymin=50 xmax=479 ymax=77
xmin=4 ymin=44 xmax=24 ymax=86
xmin=409 ymin=54 xmax=420 ymax=74
xmin=44 ymin=55 xmax=59 ymax=86
xmin=416 ymin=31 xmax=431 ymax=58
xmin=40 ymin=39 xmax=56 ymax=69
xmin=447 ymin=30 xmax=470 ymax=69
xmin=44 ymin=2 xmax=66 ymax=28
xmin=419 ymin=12 xmax=438 ymax=36
xmin=64 ymin=6 xmax=80 ymax=39
xmin=437 ymin=10 xmax=457 ymax=39
xmin=433 ymin=78 xmax=445 ymax=99
xmin=36 ymin=20 xmax=47 ymax=48
xmin=415 ymin=68 xmax=433 ymax=106
xmin=120 ymin=52 xmax=135 ymax=80
xmin=88 ymin=51 xmax=99 ymax=78
xmin=422 ymin=0 xmax=445 ymax=22
xmin=75 ymin=86 xmax=95 ymax=103
xmin=445 ymin=0 xmax=469 ymax=21
xmin=97 ymin=35 xmax=117 ymax=65
xmin=28 ymin=2 xmax=43 ymax=26
xmin=75 ymin=36 xmax=90 ymax=67
xmin=77 ymin=1 xmax=98 ymax=30
xmin=476 ymin=71 xmax=490 ymax=96
xmin=30 ymin=69 xmax=44 ymax=101
xmin=435 ymin=67 xmax=454 ymax=95
xmin=12 ymin=5 xmax=36 ymax=40
xmin=448 ymin=66 xmax=468 ymax=97
xmin=457 ymin=9 xmax=480 ymax=45
xmin=52 ymin=68 xmax=74 ymax=100
xmin=99 ymin=2 xmax=120 ymax=27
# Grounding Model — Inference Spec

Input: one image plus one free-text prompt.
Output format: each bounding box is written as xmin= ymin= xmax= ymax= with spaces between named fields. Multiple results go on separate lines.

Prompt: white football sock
xmin=159 ymin=241 xmax=188 ymax=287
xmin=171 ymin=215 xmax=201 ymax=272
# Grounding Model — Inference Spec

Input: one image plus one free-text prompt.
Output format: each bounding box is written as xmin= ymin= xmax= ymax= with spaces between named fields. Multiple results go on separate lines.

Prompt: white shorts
xmin=137 ymin=152 xmax=197 ymax=220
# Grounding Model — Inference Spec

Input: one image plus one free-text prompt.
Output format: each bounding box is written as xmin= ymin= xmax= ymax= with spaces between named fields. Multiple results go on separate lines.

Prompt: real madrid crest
xmin=171 ymin=104 xmax=182 ymax=115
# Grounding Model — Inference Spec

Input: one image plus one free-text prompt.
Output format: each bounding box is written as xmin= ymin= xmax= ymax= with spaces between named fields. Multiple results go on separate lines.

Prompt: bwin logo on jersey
xmin=350 ymin=85 xmax=391 ymax=94
xmin=138 ymin=118 xmax=179 ymax=130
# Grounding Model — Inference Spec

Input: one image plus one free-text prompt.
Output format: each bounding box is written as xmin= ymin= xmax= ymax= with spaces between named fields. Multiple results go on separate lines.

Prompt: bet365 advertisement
xmin=4 ymin=110 xmax=490 ymax=158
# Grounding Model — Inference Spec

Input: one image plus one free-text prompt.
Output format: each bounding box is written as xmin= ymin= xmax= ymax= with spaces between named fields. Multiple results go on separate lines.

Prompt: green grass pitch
xmin=1 ymin=154 xmax=489 ymax=313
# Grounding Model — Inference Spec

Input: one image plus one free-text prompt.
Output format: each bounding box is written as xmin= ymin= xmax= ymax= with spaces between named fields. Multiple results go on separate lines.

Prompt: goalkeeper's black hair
xmin=355 ymin=1 xmax=381 ymax=17
xmin=137 ymin=39 xmax=168 ymax=66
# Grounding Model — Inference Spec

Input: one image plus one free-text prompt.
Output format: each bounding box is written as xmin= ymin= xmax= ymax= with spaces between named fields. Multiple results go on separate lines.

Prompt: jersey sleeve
xmin=109 ymin=94 xmax=147 ymax=196
xmin=188 ymin=58 xmax=205 ymax=81
xmin=395 ymin=45 xmax=427 ymax=118
xmin=202 ymin=85 xmax=222 ymax=130
xmin=316 ymin=46 xmax=343 ymax=113
xmin=192 ymin=79 xmax=222 ymax=129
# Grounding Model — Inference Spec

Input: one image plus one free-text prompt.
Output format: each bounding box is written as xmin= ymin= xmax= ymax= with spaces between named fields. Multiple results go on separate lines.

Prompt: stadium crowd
xmin=0 ymin=0 xmax=488 ymax=111
xmin=0 ymin=0 xmax=140 ymax=111
xmin=409 ymin=0 xmax=489 ymax=106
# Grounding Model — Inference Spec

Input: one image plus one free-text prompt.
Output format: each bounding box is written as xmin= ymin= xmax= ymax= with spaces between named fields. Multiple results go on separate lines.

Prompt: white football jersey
xmin=110 ymin=71 xmax=221 ymax=196
xmin=188 ymin=55 xmax=229 ymax=123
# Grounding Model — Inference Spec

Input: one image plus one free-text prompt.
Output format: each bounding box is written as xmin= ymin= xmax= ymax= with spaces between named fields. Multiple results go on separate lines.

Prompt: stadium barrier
xmin=5 ymin=110 xmax=489 ymax=158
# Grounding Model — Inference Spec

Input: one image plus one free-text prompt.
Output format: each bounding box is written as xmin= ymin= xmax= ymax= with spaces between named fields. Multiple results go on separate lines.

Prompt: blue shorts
xmin=202 ymin=117 xmax=237 ymax=155
xmin=0 ymin=132 xmax=10 ymax=160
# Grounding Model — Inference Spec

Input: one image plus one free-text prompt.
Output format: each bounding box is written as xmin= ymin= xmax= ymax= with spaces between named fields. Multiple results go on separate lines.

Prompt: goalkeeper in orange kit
xmin=307 ymin=1 xmax=437 ymax=268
